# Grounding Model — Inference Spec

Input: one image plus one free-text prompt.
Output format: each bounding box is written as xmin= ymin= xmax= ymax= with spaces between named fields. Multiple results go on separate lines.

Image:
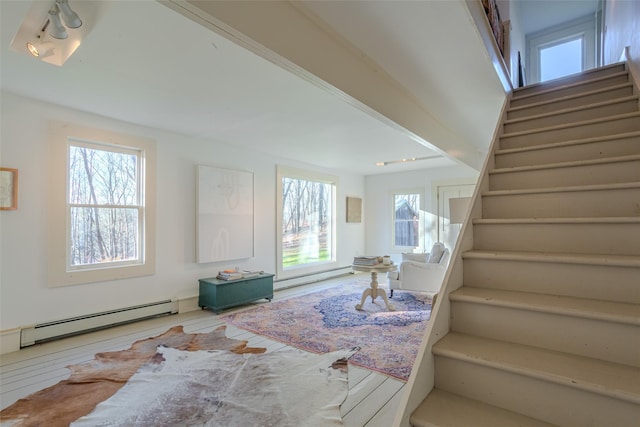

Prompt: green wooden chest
xmin=198 ymin=273 xmax=274 ymax=314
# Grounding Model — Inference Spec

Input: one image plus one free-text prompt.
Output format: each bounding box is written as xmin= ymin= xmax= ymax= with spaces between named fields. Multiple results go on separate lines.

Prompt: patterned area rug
xmin=221 ymin=280 xmax=431 ymax=380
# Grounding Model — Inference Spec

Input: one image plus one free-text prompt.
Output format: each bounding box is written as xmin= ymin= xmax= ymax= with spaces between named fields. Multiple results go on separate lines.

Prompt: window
xmin=276 ymin=166 xmax=337 ymax=278
xmin=67 ymin=142 xmax=143 ymax=270
xmin=540 ymin=37 xmax=583 ymax=82
xmin=48 ymin=122 xmax=156 ymax=287
xmin=526 ymin=15 xmax=595 ymax=84
xmin=391 ymin=191 xmax=421 ymax=251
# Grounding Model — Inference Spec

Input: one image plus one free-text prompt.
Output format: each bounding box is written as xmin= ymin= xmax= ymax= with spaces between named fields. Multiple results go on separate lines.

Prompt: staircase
xmin=408 ymin=63 xmax=640 ymax=426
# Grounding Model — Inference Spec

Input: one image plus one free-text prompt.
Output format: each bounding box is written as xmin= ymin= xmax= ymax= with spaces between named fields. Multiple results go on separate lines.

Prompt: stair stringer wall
xmin=622 ymin=46 xmax=640 ymax=93
xmin=393 ymin=98 xmax=509 ymax=427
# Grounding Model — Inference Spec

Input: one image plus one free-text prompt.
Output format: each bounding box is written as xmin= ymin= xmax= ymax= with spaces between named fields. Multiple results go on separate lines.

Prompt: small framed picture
xmin=0 ymin=168 xmax=18 ymax=210
xmin=346 ymin=196 xmax=362 ymax=223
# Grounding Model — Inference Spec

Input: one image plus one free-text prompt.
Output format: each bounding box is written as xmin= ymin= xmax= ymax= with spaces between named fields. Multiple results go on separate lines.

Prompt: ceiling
xmin=0 ymin=1 xmax=597 ymax=176
xmin=515 ymin=0 xmax=599 ymax=35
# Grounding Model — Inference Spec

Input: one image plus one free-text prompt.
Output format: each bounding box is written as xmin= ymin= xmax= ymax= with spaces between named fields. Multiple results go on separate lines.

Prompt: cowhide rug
xmin=71 ymin=347 xmax=355 ymax=427
xmin=0 ymin=325 xmax=265 ymax=427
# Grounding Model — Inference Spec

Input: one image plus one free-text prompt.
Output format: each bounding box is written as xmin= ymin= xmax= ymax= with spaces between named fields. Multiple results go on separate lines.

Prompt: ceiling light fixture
xmin=56 ymin=0 xmax=82 ymax=28
xmin=47 ymin=6 xmax=68 ymax=40
xmin=26 ymin=37 xmax=55 ymax=59
xmin=375 ymin=155 xmax=441 ymax=166
xmin=10 ymin=0 xmax=85 ymax=66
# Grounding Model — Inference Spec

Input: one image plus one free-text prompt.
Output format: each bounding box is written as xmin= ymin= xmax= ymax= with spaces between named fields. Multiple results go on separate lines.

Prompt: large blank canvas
xmin=197 ymin=165 xmax=254 ymax=263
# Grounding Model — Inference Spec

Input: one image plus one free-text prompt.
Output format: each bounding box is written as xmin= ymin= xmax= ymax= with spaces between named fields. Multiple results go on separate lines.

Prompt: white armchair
xmin=387 ymin=243 xmax=450 ymax=297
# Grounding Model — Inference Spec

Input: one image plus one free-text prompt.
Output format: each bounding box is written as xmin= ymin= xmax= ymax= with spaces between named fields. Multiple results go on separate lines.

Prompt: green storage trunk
xmin=198 ymin=273 xmax=274 ymax=314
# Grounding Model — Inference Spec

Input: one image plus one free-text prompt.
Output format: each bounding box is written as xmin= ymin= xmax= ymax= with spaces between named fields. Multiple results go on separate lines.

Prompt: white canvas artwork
xmin=196 ymin=165 xmax=254 ymax=263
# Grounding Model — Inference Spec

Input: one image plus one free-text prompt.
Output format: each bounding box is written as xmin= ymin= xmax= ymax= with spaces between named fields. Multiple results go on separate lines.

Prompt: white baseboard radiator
xmin=274 ymin=266 xmax=353 ymax=290
xmin=20 ymin=300 xmax=178 ymax=348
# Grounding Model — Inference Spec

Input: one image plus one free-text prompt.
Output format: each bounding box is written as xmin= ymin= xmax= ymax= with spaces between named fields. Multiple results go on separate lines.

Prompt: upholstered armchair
xmin=387 ymin=243 xmax=450 ymax=297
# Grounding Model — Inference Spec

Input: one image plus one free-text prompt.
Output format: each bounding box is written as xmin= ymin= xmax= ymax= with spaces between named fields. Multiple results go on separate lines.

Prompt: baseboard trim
xmin=0 ymin=328 xmax=21 ymax=355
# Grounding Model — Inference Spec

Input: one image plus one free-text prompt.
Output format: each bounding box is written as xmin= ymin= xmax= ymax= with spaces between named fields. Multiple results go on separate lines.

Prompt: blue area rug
xmin=221 ymin=281 xmax=431 ymax=380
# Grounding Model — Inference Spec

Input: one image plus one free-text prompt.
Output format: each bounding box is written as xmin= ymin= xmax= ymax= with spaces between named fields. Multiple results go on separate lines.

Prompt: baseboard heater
xmin=20 ymin=300 xmax=178 ymax=348
xmin=274 ymin=266 xmax=353 ymax=290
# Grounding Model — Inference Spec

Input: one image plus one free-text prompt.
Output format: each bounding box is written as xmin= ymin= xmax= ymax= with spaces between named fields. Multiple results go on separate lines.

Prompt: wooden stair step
xmin=449 ymin=287 xmax=640 ymax=367
xmin=511 ymin=62 xmax=626 ymax=99
xmin=494 ymin=131 xmax=640 ymax=168
xmin=503 ymin=96 xmax=639 ymax=134
xmin=488 ymin=154 xmax=640 ymax=190
xmin=499 ymin=112 xmax=640 ymax=150
xmin=462 ymin=250 xmax=640 ymax=304
xmin=462 ymin=249 xmax=640 ymax=268
xmin=472 ymin=217 xmax=640 ymax=256
xmin=507 ymin=82 xmax=635 ymax=120
xmin=491 ymin=153 xmax=640 ymax=172
xmin=510 ymin=69 xmax=629 ymax=108
xmin=410 ymin=388 xmax=554 ymax=427
xmin=482 ymin=182 xmax=640 ymax=218
xmin=433 ymin=332 xmax=640 ymax=404
xmin=450 ymin=287 xmax=640 ymax=327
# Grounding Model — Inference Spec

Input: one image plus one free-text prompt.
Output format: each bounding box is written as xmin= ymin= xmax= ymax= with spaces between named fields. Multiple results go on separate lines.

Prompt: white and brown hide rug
xmin=0 ymin=325 xmax=265 ymax=427
xmin=71 ymin=346 xmax=355 ymax=427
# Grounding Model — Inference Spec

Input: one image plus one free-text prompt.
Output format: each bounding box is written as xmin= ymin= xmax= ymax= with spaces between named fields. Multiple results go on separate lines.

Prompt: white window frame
xmin=67 ymin=140 xmax=144 ymax=271
xmin=48 ymin=122 xmax=156 ymax=287
xmin=526 ymin=14 xmax=596 ymax=84
xmin=276 ymin=165 xmax=337 ymax=280
xmin=390 ymin=189 xmax=423 ymax=253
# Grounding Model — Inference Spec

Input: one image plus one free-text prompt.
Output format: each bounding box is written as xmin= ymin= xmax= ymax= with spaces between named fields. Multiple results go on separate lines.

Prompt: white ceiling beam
xmin=161 ymin=0 xmax=484 ymax=170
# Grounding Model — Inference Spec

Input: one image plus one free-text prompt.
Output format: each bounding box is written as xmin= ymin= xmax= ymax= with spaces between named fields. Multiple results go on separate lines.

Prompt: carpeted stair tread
xmin=462 ymin=249 xmax=640 ymax=268
xmin=450 ymin=287 xmax=640 ymax=326
xmin=410 ymin=388 xmax=554 ymax=427
xmin=433 ymin=332 xmax=640 ymax=404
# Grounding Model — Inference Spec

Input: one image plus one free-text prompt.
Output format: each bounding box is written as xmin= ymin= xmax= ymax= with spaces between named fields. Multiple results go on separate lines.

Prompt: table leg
xmin=355 ymin=271 xmax=395 ymax=311
xmin=355 ymin=288 xmax=372 ymax=310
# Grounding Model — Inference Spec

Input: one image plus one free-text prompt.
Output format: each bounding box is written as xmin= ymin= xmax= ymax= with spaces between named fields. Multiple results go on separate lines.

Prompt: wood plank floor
xmin=0 ymin=275 xmax=407 ymax=426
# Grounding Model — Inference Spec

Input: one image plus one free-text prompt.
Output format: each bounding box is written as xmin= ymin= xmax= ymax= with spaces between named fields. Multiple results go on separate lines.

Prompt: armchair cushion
xmin=402 ymin=252 xmax=428 ymax=263
xmin=427 ymin=242 xmax=446 ymax=263
xmin=389 ymin=244 xmax=450 ymax=295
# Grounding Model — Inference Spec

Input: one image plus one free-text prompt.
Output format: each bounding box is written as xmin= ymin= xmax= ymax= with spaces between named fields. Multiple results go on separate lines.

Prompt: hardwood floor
xmin=0 ymin=275 xmax=405 ymax=426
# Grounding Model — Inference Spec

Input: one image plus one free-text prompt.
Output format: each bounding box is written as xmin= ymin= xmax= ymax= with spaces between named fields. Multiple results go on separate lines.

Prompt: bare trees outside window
xmin=281 ymin=176 xmax=333 ymax=269
xmin=68 ymin=142 xmax=143 ymax=269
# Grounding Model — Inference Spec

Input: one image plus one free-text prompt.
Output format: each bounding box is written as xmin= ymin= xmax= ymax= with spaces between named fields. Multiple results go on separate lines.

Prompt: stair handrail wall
xmin=393 ymin=97 xmax=510 ymax=426
xmin=622 ymin=47 xmax=640 ymax=97
xmin=465 ymin=0 xmax=513 ymax=93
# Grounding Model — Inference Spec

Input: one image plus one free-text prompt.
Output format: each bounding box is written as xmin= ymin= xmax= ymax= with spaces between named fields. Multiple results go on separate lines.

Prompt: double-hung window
xmin=391 ymin=190 xmax=422 ymax=251
xmin=48 ymin=122 xmax=156 ymax=286
xmin=67 ymin=142 xmax=143 ymax=270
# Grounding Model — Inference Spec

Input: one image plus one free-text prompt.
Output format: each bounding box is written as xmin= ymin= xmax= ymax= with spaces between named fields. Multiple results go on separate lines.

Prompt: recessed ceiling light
xmin=375 ymin=155 xmax=441 ymax=166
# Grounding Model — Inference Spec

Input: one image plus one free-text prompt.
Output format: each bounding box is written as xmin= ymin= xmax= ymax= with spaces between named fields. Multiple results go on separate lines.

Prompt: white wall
xmin=363 ymin=166 xmax=478 ymax=265
xmin=604 ymin=0 xmax=640 ymax=78
xmin=506 ymin=1 xmax=527 ymax=87
xmin=0 ymin=92 xmax=365 ymax=339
